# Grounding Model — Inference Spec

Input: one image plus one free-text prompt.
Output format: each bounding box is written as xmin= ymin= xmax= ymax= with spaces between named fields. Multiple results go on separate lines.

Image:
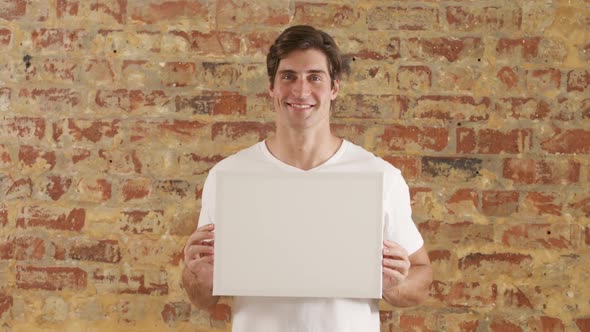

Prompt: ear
xmin=268 ymin=82 xmax=275 ymax=97
xmin=330 ymin=79 xmax=340 ymax=100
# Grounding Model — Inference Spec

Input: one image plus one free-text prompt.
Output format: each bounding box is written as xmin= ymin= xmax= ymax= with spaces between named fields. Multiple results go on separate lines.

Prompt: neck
xmin=266 ymin=126 xmax=342 ymax=171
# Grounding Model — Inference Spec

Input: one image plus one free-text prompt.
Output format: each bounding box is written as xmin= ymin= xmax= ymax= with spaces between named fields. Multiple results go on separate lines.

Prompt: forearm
xmin=383 ymin=264 xmax=432 ymax=307
xmin=182 ymin=266 xmax=219 ymax=309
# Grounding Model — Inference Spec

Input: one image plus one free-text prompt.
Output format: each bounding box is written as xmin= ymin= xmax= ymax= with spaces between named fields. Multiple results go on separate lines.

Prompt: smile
xmin=287 ymin=103 xmax=314 ymax=109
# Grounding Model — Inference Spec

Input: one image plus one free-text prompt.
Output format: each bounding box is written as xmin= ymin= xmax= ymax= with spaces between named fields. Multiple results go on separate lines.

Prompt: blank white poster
xmin=213 ymin=171 xmax=383 ymax=299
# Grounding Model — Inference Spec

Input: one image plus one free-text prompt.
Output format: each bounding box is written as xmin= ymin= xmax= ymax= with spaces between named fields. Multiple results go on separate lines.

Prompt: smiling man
xmin=182 ymin=25 xmax=433 ymax=332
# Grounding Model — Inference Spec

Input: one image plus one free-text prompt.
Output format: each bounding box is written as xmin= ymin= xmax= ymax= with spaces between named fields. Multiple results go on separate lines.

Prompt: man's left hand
xmin=382 ymin=240 xmax=410 ymax=292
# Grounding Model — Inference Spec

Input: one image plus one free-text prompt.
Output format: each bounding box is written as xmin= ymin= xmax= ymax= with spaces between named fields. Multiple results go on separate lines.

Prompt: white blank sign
xmin=213 ymin=171 xmax=383 ymax=299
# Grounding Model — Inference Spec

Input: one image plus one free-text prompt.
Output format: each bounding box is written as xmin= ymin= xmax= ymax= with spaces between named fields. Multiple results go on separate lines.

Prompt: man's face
xmin=269 ymin=49 xmax=339 ymax=131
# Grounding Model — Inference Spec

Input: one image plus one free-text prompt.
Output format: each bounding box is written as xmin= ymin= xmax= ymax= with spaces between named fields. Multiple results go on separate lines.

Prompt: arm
xmin=182 ymin=224 xmax=220 ymax=309
xmin=381 ymin=241 xmax=433 ymax=307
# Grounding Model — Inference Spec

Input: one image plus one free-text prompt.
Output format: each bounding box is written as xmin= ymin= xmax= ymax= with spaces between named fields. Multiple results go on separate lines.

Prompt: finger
xmin=383 ymin=258 xmax=410 ymax=274
xmin=184 ymin=226 xmax=215 ymax=255
xmin=383 ymin=246 xmax=409 ymax=260
xmin=186 ymin=244 xmax=214 ymax=261
xmin=382 ymin=267 xmax=404 ymax=284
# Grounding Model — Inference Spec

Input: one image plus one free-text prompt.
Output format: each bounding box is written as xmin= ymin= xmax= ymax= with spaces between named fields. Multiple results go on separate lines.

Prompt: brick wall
xmin=1 ymin=0 xmax=589 ymax=331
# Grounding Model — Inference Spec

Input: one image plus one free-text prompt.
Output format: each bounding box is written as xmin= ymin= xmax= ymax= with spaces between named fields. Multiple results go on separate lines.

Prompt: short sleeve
xmin=197 ymin=170 xmax=216 ymax=228
xmin=383 ymin=170 xmax=424 ymax=255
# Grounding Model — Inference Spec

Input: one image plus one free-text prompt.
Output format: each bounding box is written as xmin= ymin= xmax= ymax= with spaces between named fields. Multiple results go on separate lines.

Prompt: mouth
xmin=286 ymin=102 xmax=315 ymax=111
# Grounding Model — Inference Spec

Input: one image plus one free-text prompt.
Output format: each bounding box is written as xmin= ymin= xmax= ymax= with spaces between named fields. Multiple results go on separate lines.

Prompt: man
xmin=183 ymin=25 xmax=432 ymax=331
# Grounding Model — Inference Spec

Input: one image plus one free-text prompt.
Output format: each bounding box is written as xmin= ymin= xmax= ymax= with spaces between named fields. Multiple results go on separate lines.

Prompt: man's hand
xmin=382 ymin=240 xmax=411 ymax=292
xmin=184 ymin=224 xmax=215 ymax=289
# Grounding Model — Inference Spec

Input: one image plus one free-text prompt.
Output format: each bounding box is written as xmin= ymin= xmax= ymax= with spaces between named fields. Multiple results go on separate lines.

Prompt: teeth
xmin=289 ymin=103 xmax=312 ymax=109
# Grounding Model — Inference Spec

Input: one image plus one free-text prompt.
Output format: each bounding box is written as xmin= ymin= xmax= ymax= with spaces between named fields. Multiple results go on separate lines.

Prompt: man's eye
xmin=282 ymin=74 xmax=294 ymax=80
xmin=310 ymin=75 xmax=321 ymax=81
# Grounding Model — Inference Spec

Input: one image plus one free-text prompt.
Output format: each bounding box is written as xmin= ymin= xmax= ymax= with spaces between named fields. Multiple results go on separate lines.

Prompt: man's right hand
xmin=184 ymin=224 xmax=215 ymax=289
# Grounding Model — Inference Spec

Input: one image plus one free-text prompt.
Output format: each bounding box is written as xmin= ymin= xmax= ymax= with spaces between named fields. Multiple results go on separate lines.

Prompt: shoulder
xmin=209 ymin=142 xmax=266 ymax=174
xmin=343 ymin=140 xmax=403 ymax=176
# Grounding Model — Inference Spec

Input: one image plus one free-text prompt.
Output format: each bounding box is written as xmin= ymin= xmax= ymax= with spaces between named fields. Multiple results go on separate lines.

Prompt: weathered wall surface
xmin=0 ymin=0 xmax=589 ymax=331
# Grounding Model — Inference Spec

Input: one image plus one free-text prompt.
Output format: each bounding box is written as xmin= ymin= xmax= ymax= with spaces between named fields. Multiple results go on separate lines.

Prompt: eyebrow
xmin=278 ymin=69 xmax=328 ymax=75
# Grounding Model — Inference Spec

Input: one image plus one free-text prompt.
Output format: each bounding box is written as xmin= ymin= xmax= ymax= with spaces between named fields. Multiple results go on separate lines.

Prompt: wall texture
xmin=1 ymin=0 xmax=589 ymax=331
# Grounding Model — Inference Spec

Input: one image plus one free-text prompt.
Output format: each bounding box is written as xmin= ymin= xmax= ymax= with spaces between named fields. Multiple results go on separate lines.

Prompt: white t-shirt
xmin=198 ymin=140 xmax=424 ymax=332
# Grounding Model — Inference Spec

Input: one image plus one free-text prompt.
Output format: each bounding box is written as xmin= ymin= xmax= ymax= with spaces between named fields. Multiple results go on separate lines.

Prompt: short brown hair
xmin=266 ymin=25 xmax=343 ymax=88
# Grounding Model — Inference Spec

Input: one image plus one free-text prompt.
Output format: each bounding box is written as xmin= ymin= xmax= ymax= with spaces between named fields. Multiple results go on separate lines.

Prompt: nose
xmin=291 ymin=78 xmax=310 ymax=98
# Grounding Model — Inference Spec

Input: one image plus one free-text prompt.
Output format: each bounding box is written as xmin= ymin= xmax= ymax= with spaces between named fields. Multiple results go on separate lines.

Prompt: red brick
xmin=490 ymin=319 xmax=522 ymax=332
xmin=568 ymin=192 xmax=590 ymax=218
xmin=430 ymin=281 xmax=497 ymax=307
xmin=527 ymin=316 xmax=565 ymax=332
xmin=212 ymin=122 xmax=274 ymax=141
xmin=497 ymin=67 xmax=520 ymax=89
xmin=0 ymin=292 xmax=12 ymax=317
xmin=161 ymin=62 xmax=196 ymax=87
xmin=0 ymin=144 xmax=11 ymax=167
xmin=130 ymin=0 xmax=207 ymax=23
xmin=457 ymin=128 xmax=532 ymax=154
xmin=43 ymin=175 xmax=73 ymax=201
xmin=397 ymin=66 xmax=432 ymax=91
xmin=178 ymin=153 xmax=223 ymax=176
xmin=445 ymin=189 xmax=478 ymax=215
xmin=428 ymin=249 xmax=451 ymax=263
xmin=216 ymin=0 xmax=289 ymax=28
xmin=120 ymin=178 xmax=151 ymax=202
xmin=579 ymin=98 xmax=590 ymax=120
xmin=418 ymin=220 xmax=493 ymax=246
xmin=67 ymin=119 xmax=120 ymax=143
xmin=19 ymin=145 xmax=56 ymax=170
xmin=397 ymin=314 xmax=436 ymax=332
xmin=208 ymin=303 xmax=232 ymax=322
xmin=292 ymin=3 xmax=361 ymax=27
xmin=333 ymin=95 xmax=407 ymax=119
xmin=129 ymin=119 xmax=206 ymax=143
xmin=496 ymin=37 xmax=542 ymax=62
xmin=42 ymin=58 xmax=78 ymax=83
xmin=411 ymin=96 xmax=490 ymax=121
xmin=368 ymin=6 xmax=439 ymax=31
xmin=168 ymin=31 xmax=240 ymax=55
xmin=17 ymin=265 xmax=87 ymax=291
xmin=0 ymin=29 xmax=12 ymax=48
xmin=98 ymin=149 xmax=142 ymax=174
xmin=95 ymin=89 xmax=169 ymax=112
xmin=406 ymin=37 xmax=483 ymax=62
xmin=541 ymin=129 xmax=590 ymax=154
xmin=446 ymin=6 xmax=522 ymax=32
xmin=501 ymin=224 xmax=579 ymax=249
xmin=245 ymin=31 xmax=278 ymax=56
xmin=31 ymin=29 xmax=85 ymax=52
xmin=119 ymin=210 xmax=164 ymax=234
xmin=92 ymin=268 xmax=168 ymax=295
xmin=523 ymin=192 xmax=562 ymax=216
xmin=526 ymin=68 xmax=561 ymax=90
xmin=56 ymin=0 xmax=79 ymax=18
xmin=68 ymin=239 xmax=122 ymax=263
xmin=349 ymin=35 xmax=400 ymax=60
xmin=19 ymin=88 xmax=81 ymax=112
xmin=175 ymin=91 xmax=247 ymax=115
xmin=567 ymin=70 xmax=590 ymax=92
xmin=16 ymin=206 xmax=85 ymax=231
xmin=5 ymin=177 xmax=32 ymax=200
xmin=503 ymin=158 xmax=580 ymax=184
xmin=161 ymin=301 xmax=191 ymax=325
xmin=379 ymin=125 xmax=448 ymax=152
xmin=382 ymin=156 xmax=419 ymax=181
xmin=495 ymin=98 xmax=551 ymax=120
xmin=72 ymin=148 xmax=91 ymax=164
xmin=459 ymin=252 xmax=533 ymax=277
xmin=482 ymin=190 xmax=519 ymax=216
xmin=0 ymin=0 xmax=26 ymax=20
xmin=90 ymin=0 xmax=126 ymax=24
xmin=0 ymin=236 xmax=45 ymax=260
xmin=576 ymin=318 xmax=590 ymax=331
xmin=76 ymin=178 xmax=112 ymax=203
xmin=503 ymin=287 xmax=534 ymax=309
xmin=0 ymin=117 xmax=46 ymax=140
xmin=156 ymin=180 xmax=190 ymax=199
xmin=83 ymin=59 xmax=115 ymax=85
